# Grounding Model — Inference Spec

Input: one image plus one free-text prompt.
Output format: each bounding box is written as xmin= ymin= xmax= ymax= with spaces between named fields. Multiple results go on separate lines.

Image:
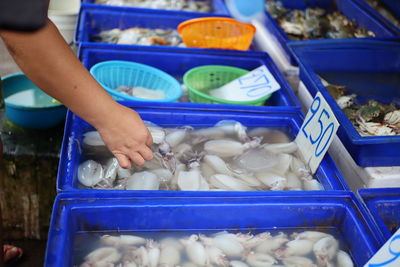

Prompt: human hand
xmin=95 ymin=104 xmax=153 ymax=169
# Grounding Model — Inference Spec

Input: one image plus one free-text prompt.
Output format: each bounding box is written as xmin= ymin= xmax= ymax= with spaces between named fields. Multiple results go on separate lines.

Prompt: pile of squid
xmin=78 ymin=120 xmax=323 ymax=191
xmin=322 ymin=79 xmax=400 ymax=136
xmin=95 ymin=0 xmax=211 ymax=12
xmin=95 ymin=27 xmax=184 ymax=47
xmin=115 ymin=86 xmax=166 ymax=100
xmin=78 ymin=230 xmax=354 ymax=267
xmin=266 ymin=0 xmax=375 ymax=40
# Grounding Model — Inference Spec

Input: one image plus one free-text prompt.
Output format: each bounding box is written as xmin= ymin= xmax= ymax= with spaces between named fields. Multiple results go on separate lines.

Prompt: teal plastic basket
xmin=89 ymin=60 xmax=182 ymax=102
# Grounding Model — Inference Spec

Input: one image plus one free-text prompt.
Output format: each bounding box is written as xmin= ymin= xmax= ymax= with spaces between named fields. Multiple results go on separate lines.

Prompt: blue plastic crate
xmin=262 ymin=0 xmax=398 ymax=66
xmin=354 ymin=0 xmax=400 ymax=35
xmin=75 ymin=5 xmax=233 ymax=48
xmin=78 ymin=44 xmax=301 ymax=112
xmin=359 ymin=188 xmax=400 ymax=241
xmin=44 ymin=192 xmax=384 ymax=266
xmin=290 ymin=40 xmax=400 ymax=167
xmin=81 ymin=0 xmax=230 ymax=17
xmin=57 ymin=104 xmax=347 ymax=193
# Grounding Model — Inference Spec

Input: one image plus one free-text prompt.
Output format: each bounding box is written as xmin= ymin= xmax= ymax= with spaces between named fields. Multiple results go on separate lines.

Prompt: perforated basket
xmin=90 ymin=60 xmax=182 ymax=102
xmin=183 ymin=65 xmax=271 ymax=106
xmin=178 ymin=17 xmax=256 ymax=50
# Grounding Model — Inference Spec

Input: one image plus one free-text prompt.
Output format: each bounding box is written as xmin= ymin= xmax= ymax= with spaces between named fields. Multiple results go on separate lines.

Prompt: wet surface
xmin=1 ymin=40 xmax=55 ymax=266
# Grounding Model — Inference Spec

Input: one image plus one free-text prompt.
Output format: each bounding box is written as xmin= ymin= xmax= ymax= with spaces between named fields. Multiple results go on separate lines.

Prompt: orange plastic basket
xmin=178 ymin=17 xmax=256 ymax=51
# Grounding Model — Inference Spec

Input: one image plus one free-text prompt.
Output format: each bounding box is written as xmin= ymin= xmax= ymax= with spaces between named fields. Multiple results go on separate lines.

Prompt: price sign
xmin=364 ymin=228 xmax=400 ymax=267
xmin=209 ymin=65 xmax=281 ymax=101
xmin=295 ymin=92 xmax=339 ymax=174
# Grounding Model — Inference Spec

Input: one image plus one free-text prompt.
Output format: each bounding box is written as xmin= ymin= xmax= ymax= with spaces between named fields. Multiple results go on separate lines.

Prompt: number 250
xmin=301 ymin=97 xmax=335 ymax=157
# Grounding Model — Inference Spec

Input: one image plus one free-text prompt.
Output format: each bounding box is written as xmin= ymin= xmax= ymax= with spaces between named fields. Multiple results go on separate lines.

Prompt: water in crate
xmin=74 ymin=229 xmax=354 ymax=267
xmin=78 ymin=120 xmax=324 ymax=191
xmin=95 ymin=27 xmax=184 ymax=47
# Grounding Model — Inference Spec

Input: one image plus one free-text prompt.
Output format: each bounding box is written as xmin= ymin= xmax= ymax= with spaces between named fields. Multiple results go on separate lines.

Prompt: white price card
xmin=209 ymin=65 xmax=281 ymax=101
xmin=364 ymin=228 xmax=400 ymax=267
xmin=295 ymin=92 xmax=339 ymax=174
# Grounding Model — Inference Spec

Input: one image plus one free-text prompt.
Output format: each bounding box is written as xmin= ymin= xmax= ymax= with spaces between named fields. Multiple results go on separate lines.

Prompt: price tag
xmin=295 ymin=92 xmax=339 ymax=174
xmin=209 ymin=65 xmax=281 ymax=101
xmin=364 ymin=228 xmax=400 ymax=267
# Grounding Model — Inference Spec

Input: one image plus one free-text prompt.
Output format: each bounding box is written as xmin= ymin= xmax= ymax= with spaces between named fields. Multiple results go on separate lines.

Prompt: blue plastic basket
xmin=359 ymin=188 xmax=400 ymax=241
xmin=44 ymin=192 xmax=384 ymax=266
xmin=57 ymin=104 xmax=348 ymax=193
xmin=90 ymin=60 xmax=182 ymax=102
xmin=79 ymin=43 xmax=301 ymax=112
xmin=291 ymin=40 xmax=400 ymax=167
xmin=353 ymin=0 xmax=400 ymax=35
xmin=262 ymin=0 xmax=398 ymax=65
xmin=80 ymin=0 xmax=230 ymax=17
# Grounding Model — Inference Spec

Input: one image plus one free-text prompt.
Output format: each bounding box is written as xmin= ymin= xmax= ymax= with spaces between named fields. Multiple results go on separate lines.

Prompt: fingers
xmin=139 ymin=145 xmax=153 ymax=161
xmin=146 ymin=130 xmax=153 ymax=147
xmin=129 ymin=152 xmax=145 ymax=166
xmin=114 ymin=144 xmax=153 ymax=169
xmin=115 ymin=154 xmax=131 ymax=169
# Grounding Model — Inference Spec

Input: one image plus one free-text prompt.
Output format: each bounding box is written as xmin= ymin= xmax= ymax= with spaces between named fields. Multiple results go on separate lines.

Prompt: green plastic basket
xmin=183 ymin=65 xmax=271 ymax=106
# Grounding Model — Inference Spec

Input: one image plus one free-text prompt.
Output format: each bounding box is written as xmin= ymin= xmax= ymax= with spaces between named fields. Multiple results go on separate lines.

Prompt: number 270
xmin=301 ymin=97 xmax=335 ymax=157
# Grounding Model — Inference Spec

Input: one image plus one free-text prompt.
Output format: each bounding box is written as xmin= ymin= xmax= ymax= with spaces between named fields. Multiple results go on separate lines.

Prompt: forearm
xmin=0 ymin=19 xmax=118 ymax=129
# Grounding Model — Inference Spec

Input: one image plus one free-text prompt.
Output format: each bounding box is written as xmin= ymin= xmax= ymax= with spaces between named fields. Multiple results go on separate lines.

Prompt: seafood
xmin=116 ymin=86 xmax=166 ymax=100
xmin=101 ymin=234 xmax=146 ymax=247
xmin=96 ymin=27 xmax=184 ymax=47
xmin=336 ymin=250 xmax=353 ymax=267
xmin=275 ymin=239 xmax=314 ymax=258
xmin=282 ymin=256 xmax=316 ymax=267
xmin=266 ymin=0 xmax=375 ymax=40
xmin=245 ymin=252 xmax=277 ymax=267
xmin=200 ymin=232 xmax=245 ymax=258
xmin=181 ymin=235 xmax=207 ymax=266
xmin=78 ymin=120 xmax=322 ymax=191
xmin=159 ymin=244 xmax=181 ymax=266
xmin=126 ymin=171 xmax=160 ymax=190
xmin=80 ymin=247 xmax=121 ymax=266
xmin=95 ymin=0 xmax=211 ymax=13
xmin=313 ymin=236 xmax=339 ymax=266
xmin=230 ymin=260 xmax=250 ymax=267
xmin=255 ymin=232 xmax=289 ymax=254
xmin=77 ymin=230 xmax=353 ymax=267
xmin=321 ymin=78 xmax=400 ymax=136
xmin=78 ymin=160 xmax=104 ymax=187
xmin=364 ymin=0 xmax=400 ymax=27
xmin=336 ymin=94 xmax=356 ymax=109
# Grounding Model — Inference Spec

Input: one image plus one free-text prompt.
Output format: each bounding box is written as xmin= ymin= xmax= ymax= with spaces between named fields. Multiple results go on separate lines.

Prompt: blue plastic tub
xmin=290 ymin=40 xmax=400 ymax=167
xmin=263 ymin=0 xmax=398 ymax=65
xmin=81 ymin=0 xmax=229 ymax=17
xmin=75 ymin=5 xmax=231 ymax=47
xmin=359 ymin=188 xmax=400 ymax=241
xmin=1 ymin=73 xmax=67 ymax=129
xmin=44 ymin=192 xmax=384 ymax=266
xmin=57 ymin=104 xmax=347 ymax=193
xmin=354 ymin=0 xmax=400 ymax=35
xmin=78 ymin=44 xmax=301 ymax=112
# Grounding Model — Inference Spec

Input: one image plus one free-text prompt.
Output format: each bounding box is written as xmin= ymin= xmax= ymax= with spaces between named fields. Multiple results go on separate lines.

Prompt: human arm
xmin=0 ymin=20 xmax=153 ymax=168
